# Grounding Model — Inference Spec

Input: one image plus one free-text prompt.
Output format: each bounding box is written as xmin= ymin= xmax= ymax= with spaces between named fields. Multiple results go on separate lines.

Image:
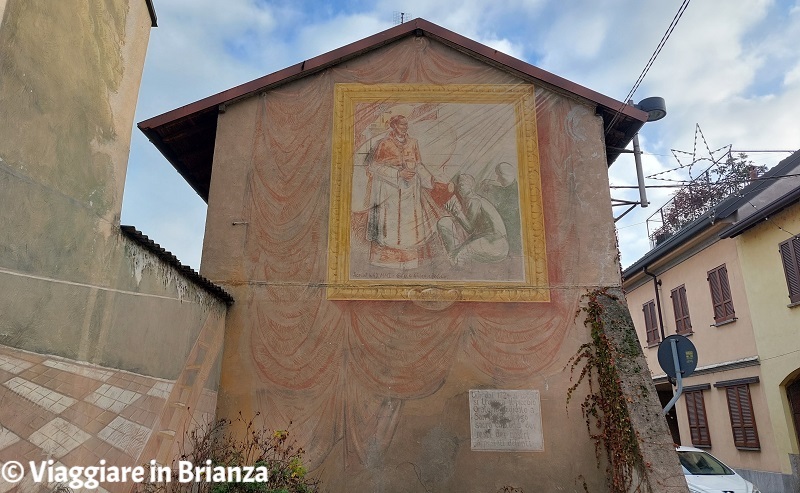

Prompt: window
xmin=779 ymin=236 xmax=800 ymax=304
xmin=685 ymin=389 xmax=711 ymax=447
xmin=643 ymin=300 xmax=659 ymax=345
xmin=717 ymin=382 xmax=760 ymax=450
xmin=671 ymin=285 xmax=692 ymax=334
xmin=707 ymin=264 xmax=735 ymax=324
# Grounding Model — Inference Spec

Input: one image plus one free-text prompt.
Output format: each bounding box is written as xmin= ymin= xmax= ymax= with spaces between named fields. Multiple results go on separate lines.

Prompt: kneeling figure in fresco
xmin=437 ymin=174 xmax=509 ymax=266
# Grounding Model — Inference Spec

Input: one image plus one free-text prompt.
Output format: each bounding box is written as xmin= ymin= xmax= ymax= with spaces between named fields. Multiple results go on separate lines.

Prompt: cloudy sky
xmin=121 ymin=0 xmax=800 ymax=272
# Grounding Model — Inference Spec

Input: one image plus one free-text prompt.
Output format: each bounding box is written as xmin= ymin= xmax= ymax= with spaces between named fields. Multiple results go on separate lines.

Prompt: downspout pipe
xmin=643 ymin=266 xmax=666 ymax=342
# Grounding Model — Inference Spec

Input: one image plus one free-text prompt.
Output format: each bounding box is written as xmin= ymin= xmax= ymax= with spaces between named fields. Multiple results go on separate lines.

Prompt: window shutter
xmin=680 ymin=288 xmax=691 ymax=331
xmin=708 ymin=269 xmax=724 ymax=319
xmin=725 ymin=384 xmax=760 ymax=449
xmin=719 ymin=265 xmax=735 ymax=319
xmin=780 ymin=237 xmax=800 ymax=304
xmin=671 ymin=285 xmax=692 ymax=334
xmin=685 ymin=390 xmax=711 ymax=447
xmin=643 ymin=301 xmax=658 ymax=344
xmin=708 ymin=265 xmax=735 ymax=323
xmin=671 ymin=290 xmax=683 ymax=333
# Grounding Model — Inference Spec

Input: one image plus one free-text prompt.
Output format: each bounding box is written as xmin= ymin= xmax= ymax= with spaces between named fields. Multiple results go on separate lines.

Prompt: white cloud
xmin=294 ymin=14 xmax=391 ymax=61
xmin=122 ymin=0 xmax=800 ymax=270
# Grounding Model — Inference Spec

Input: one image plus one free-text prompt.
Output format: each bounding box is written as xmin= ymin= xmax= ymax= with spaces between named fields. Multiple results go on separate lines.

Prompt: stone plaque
xmin=469 ymin=389 xmax=543 ymax=451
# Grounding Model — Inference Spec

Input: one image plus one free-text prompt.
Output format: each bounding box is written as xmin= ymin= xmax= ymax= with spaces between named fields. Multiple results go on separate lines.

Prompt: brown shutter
xmin=686 ymin=391 xmax=698 ymax=442
xmin=708 ymin=268 xmax=724 ymax=320
xmin=671 ymin=285 xmax=692 ymax=334
xmin=685 ymin=390 xmax=711 ymax=447
xmin=780 ymin=237 xmax=800 ymax=304
xmin=643 ymin=301 xmax=658 ymax=344
xmin=719 ymin=265 xmax=735 ymax=319
xmin=725 ymin=384 xmax=760 ymax=449
xmin=708 ymin=265 xmax=735 ymax=323
xmin=680 ymin=287 xmax=692 ymax=331
xmin=671 ymin=289 xmax=683 ymax=333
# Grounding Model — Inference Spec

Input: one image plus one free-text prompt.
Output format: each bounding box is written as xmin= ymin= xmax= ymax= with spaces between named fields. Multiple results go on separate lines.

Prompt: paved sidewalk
xmin=0 ymin=345 xmax=216 ymax=493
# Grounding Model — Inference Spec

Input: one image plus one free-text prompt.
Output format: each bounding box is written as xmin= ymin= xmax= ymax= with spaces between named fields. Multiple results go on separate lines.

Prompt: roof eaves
xmin=138 ymin=18 xmax=647 ymax=200
xmin=138 ymin=21 xmax=424 ymax=131
xmin=138 ymin=18 xmax=646 ymax=137
xmin=712 ymin=149 xmax=800 ymax=220
xmin=622 ymin=211 xmax=715 ymax=279
xmin=120 ymin=225 xmax=234 ymax=305
xmin=719 ymin=186 xmax=800 ymax=238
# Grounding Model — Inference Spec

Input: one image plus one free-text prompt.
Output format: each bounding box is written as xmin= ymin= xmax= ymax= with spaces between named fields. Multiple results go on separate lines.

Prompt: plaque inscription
xmin=469 ymin=389 xmax=543 ymax=451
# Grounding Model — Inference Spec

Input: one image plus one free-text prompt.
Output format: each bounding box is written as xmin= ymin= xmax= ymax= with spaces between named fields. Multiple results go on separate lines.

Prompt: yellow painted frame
xmin=327 ymin=83 xmax=548 ymax=302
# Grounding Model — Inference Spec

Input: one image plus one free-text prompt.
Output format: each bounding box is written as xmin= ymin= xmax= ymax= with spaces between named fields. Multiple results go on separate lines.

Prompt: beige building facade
xmin=624 ymin=150 xmax=800 ymax=493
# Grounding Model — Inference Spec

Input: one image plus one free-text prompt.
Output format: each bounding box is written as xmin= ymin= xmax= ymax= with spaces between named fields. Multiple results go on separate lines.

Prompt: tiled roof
xmin=120 ymin=225 xmax=233 ymax=305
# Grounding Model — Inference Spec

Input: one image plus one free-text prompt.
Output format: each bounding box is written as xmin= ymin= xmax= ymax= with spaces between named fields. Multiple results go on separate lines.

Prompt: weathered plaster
xmin=204 ymin=36 xmax=668 ymax=492
xmin=603 ymin=288 xmax=689 ymax=491
xmin=0 ymin=1 xmax=228 ymax=480
xmin=0 ymin=0 xmax=7 ymax=30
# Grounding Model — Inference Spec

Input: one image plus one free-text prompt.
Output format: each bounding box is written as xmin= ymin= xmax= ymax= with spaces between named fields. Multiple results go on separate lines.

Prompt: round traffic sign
xmin=657 ymin=334 xmax=698 ymax=378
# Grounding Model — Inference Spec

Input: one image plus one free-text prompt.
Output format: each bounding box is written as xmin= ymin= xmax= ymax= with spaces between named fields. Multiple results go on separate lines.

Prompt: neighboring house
xmin=623 ymin=149 xmax=800 ymax=493
xmin=140 ymin=18 xmax=684 ymax=492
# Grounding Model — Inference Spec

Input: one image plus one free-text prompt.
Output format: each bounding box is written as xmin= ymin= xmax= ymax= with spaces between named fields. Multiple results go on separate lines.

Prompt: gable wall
xmin=202 ymin=35 xmax=667 ymax=492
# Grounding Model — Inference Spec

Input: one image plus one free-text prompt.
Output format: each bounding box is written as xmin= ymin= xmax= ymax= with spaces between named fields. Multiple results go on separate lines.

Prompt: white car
xmin=677 ymin=446 xmax=761 ymax=493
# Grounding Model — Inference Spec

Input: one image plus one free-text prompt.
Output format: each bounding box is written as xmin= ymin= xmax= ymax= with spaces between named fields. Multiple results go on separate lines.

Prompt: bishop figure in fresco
xmin=365 ymin=115 xmax=439 ymax=269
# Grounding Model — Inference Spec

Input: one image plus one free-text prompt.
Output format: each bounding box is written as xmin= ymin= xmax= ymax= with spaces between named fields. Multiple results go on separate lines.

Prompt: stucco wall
xmin=0 ymin=0 xmax=218 ymax=380
xmin=202 ymin=35 xmax=677 ymax=492
xmin=626 ymin=237 xmax=783 ymax=476
xmin=627 ymin=238 xmax=757 ymax=372
xmin=737 ymin=204 xmax=800 ymax=477
xmin=0 ymin=1 xmax=230 ymax=485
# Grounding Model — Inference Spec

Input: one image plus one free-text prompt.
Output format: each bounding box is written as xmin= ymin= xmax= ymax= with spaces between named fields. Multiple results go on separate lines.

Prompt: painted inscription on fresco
xmin=469 ymin=389 xmax=543 ymax=451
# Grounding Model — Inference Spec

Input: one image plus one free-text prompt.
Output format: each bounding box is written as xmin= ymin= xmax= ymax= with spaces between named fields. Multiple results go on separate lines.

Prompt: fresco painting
xmin=328 ymin=84 xmax=548 ymax=302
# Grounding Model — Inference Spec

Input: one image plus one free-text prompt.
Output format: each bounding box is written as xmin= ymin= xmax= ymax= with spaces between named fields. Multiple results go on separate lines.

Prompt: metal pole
xmin=643 ymin=267 xmax=666 ymax=342
xmin=633 ymin=133 xmax=649 ymax=207
xmin=662 ymin=338 xmax=684 ymax=415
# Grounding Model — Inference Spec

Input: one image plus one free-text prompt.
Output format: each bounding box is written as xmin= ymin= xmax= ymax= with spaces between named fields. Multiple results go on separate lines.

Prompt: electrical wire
xmin=742 ymin=200 xmax=797 ymax=237
xmin=610 ymin=171 xmax=800 ymax=189
xmin=605 ymin=0 xmax=692 ymax=134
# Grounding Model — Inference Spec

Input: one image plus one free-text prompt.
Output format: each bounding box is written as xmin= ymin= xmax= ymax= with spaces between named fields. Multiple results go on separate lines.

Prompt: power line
xmin=732 ymin=149 xmax=798 ymax=154
xmin=742 ymin=200 xmax=797 ymax=237
xmin=605 ymin=0 xmax=692 ymax=134
xmin=610 ymin=171 xmax=800 ymax=189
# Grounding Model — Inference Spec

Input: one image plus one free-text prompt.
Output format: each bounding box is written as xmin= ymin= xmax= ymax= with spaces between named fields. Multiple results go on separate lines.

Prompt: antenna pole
xmin=633 ymin=133 xmax=649 ymax=207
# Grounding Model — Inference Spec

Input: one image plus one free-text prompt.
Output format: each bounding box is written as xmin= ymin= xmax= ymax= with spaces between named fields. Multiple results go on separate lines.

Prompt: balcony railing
xmin=646 ymin=153 xmax=758 ymax=247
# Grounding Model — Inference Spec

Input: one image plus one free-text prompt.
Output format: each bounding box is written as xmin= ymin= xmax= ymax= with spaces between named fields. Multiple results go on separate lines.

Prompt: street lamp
xmin=635 ymin=97 xmax=667 ymax=122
